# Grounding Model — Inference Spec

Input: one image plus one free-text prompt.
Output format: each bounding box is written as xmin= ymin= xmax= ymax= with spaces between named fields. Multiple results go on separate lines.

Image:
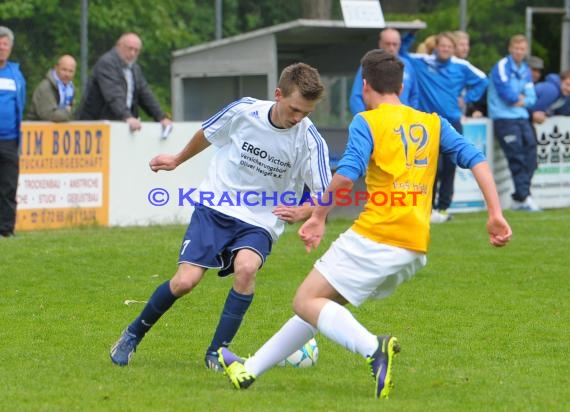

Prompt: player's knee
xmin=292 ymin=293 xmax=307 ymax=317
xmin=233 ymin=271 xmax=256 ymax=294
xmin=170 ymin=267 xmax=202 ymax=295
xmin=233 ymin=258 xmax=259 ymax=279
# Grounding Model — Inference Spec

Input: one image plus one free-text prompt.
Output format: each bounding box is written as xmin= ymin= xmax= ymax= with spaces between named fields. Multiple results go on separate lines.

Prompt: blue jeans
xmin=493 ymin=119 xmax=537 ymax=201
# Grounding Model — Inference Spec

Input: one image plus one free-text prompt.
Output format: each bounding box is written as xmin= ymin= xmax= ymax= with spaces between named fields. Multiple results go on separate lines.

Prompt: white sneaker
xmin=430 ymin=209 xmax=452 ymax=223
xmin=511 ymin=196 xmax=541 ymax=212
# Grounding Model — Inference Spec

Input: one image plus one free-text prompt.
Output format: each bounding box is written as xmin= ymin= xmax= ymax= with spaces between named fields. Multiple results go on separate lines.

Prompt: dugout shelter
xmin=170 ymin=18 xmax=426 ymax=125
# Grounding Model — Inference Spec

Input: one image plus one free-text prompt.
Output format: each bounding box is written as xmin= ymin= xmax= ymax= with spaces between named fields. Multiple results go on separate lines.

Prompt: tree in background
xmin=0 ymin=0 xmax=565 ymax=117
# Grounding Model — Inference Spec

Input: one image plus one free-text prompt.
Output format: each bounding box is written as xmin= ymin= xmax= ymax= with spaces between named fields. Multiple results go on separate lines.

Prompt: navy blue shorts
xmin=178 ymin=203 xmax=273 ymax=277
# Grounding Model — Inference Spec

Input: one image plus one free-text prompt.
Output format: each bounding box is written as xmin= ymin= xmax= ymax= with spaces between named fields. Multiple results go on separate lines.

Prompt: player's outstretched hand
xmin=487 ymin=215 xmax=512 ymax=247
xmin=149 ymin=154 xmax=178 ymax=172
xmin=298 ymin=216 xmax=325 ymax=252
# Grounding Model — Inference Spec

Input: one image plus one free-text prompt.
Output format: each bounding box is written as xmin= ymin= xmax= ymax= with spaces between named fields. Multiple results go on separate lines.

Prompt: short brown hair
xmin=560 ymin=70 xmax=570 ymax=81
xmin=361 ymin=49 xmax=404 ymax=95
xmin=278 ymin=63 xmax=324 ymax=101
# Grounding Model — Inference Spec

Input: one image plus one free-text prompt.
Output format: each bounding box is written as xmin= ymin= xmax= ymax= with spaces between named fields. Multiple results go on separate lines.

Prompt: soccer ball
xmin=278 ymin=338 xmax=319 ymax=368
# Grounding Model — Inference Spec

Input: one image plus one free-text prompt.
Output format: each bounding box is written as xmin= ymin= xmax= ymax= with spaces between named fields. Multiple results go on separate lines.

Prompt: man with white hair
xmin=0 ymin=26 xmax=26 ymax=238
xmin=77 ymin=32 xmax=172 ymax=132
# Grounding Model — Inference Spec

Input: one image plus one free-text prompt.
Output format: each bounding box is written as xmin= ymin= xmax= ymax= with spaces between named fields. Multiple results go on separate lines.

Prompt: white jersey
xmin=196 ymin=97 xmax=331 ymax=241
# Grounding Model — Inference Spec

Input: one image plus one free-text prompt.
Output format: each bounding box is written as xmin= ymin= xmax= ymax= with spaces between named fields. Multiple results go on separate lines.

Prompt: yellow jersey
xmin=351 ymin=104 xmax=442 ymax=252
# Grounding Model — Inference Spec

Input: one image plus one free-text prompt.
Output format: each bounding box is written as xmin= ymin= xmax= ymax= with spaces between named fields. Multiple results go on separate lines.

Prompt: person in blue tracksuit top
xmin=0 ymin=26 xmax=26 ymax=238
xmin=487 ymin=34 xmax=539 ymax=211
xmin=530 ymin=70 xmax=570 ymax=124
xmin=349 ymin=28 xmax=419 ymax=115
xmin=404 ymin=32 xmax=488 ymax=222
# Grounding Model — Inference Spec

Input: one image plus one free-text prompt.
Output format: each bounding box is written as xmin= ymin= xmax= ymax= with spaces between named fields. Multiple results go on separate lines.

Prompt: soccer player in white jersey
xmin=110 ymin=63 xmax=332 ymax=370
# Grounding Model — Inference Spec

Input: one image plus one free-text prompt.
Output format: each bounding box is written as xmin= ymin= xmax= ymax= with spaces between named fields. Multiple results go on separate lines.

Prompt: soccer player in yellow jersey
xmin=218 ymin=49 xmax=512 ymax=399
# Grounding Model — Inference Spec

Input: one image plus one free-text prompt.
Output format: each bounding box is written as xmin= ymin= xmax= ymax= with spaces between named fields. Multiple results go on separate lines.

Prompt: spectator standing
xmin=453 ymin=31 xmax=470 ymax=59
xmin=531 ymin=70 xmax=570 ymax=123
xmin=528 ymin=56 xmax=544 ymax=84
xmin=77 ymin=32 xmax=172 ymax=133
xmin=405 ymin=32 xmax=488 ymax=222
xmin=0 ymin=26 xmax=26 ymax=238
xmin=349 ymin=28 xmax=419 ymax=114
xmin=453 ymin=30 xmax=486 ymax=118
xmin=488 ymin=35 xmax=539 ymax=211
xmin=27 ymin=54 xmax=77 ymax=122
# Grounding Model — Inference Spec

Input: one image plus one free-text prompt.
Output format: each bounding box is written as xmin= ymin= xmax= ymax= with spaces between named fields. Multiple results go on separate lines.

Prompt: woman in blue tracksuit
xmin=403 ymin=32 xmax=488 ymax=221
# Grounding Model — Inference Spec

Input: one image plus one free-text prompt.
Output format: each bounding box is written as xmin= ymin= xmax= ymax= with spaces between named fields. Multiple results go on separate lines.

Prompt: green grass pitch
xmin=1 ymin=209 xmax=568 ymax=411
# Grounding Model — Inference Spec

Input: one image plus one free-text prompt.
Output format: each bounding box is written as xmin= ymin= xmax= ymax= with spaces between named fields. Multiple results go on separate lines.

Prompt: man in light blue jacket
xmin=487 ymin=34 xmax=539 ymax=211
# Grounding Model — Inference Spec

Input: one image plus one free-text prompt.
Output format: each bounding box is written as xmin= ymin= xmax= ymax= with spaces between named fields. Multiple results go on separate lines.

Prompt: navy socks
xmin=207 ymin=288 xmax=253 ymax=353
xmin=128 ymin=281 xmax=178 ymax=337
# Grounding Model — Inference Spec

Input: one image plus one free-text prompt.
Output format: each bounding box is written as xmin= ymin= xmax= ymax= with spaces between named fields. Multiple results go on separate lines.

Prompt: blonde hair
xmin=416 ymin=35 xmax=437 ymax=54
xmin=509 ymin=34 xmax=528 ymax=47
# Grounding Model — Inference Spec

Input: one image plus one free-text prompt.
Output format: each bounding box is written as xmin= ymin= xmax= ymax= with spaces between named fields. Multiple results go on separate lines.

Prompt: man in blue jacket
xmin=487 ymin=35 xmax=539 ymax=211
xmin=0 ymin=26 xmax=26 ymax=238
xmin=404 ymin=32 xmax=488 ymax=222
xmin=349 ymin=28 xmax=419 ymax=115
xmin=530 ymin=70 xmax=570 ymax=124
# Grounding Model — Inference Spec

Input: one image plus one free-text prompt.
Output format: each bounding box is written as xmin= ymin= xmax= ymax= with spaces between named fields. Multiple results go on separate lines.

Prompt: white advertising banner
xmin=493 ymin=116 xmax=570 ymax=209
xmin=449 ymin=118 xmax=493 ymax=212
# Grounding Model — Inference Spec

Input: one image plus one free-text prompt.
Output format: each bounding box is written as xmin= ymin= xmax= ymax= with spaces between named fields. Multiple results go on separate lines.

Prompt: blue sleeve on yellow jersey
xmin=439 ymin=116 xmax=486 ymax=169
xmin=335 ymin=114 xmax=373 ymax=181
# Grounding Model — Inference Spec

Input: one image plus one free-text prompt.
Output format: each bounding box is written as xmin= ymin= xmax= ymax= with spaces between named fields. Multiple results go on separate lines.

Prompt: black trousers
xmin=0 ymin=139 xmax=20 ymax=235
xmin=432 ymin=119 xmax=462 ymax=211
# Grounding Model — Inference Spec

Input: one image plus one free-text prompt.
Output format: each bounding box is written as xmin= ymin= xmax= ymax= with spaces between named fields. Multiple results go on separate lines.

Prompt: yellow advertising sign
xmin=16 ymin=123 xmax=110 ymax=231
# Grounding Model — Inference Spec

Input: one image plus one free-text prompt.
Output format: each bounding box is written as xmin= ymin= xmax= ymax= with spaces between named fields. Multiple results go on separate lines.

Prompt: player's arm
xmin=273 ymin=198 xmax=316 ymax=224
xmin=439 ymin=117 xmax=512 ymax=247
xmin=299 ymin=115 xmax=372 ymax=251
xmin=298 ymin=174 xmax=354 ymax=252
xmin=149 ymin=128 xmax=211 ymax=172
xmin=470 ymin=161 xmax=512 ymax=247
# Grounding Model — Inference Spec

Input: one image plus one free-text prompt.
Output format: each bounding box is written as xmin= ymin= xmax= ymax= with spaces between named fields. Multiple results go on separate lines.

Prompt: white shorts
xmin=314 ymin=229 xmax=427 ymax=307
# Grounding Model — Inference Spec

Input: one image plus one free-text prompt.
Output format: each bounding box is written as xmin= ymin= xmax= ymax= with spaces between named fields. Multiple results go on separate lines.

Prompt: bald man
xmin=27 ymin=54 xmax=77 ymax=122
xmin=349 ymin=28 xmax=419 ymax=115
xmin=77 ymin=32 xmax=172 ymax=132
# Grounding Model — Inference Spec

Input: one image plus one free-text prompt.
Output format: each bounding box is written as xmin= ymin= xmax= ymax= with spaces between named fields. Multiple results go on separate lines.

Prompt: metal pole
xmin=562 ymin=0 xmax=570 ymax=71
xmin=215 ymin=0 xmax=222 ymax=40
xmin=80 ymin=0 xmax=88 ymax=93
xmin=525 ymin=7 xmax=533 ymax=54
xmin=459 ymin=0 xmax=468 ymax=32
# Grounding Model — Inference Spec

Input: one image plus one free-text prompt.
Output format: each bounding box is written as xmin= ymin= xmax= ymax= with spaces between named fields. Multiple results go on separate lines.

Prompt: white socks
xmin=316 ymin=300 xmax=378 ymax=357
xmin=244 ymin=300 xmax=379 ymax=377
xmin=245 ymin=315 xmax=316 ymax=376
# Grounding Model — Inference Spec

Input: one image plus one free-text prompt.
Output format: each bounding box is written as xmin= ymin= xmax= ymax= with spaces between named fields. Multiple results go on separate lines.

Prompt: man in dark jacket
xmin=77 ymin=32 xmax=172 ymax=132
